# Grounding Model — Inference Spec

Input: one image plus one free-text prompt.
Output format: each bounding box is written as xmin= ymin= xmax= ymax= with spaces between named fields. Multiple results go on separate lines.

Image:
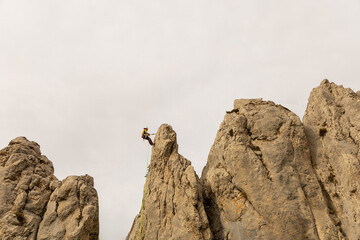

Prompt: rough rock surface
xmin=303 ymin=80 xmax=360 ymax=240
xmin=128 ymin=81 xmax=359 ymax=240
xmin=127 ymin=124 xmax=212 ymax=240
xmin=0 ymin=137 xmax=99 ymax=240
xmin=37 ymin=175 xmax=99 ymax=240
xmin=202 ymin=98 xmax=342 ymax=240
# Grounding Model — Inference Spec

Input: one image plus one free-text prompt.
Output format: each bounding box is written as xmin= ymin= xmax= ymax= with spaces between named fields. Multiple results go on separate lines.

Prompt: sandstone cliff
xmin=0 ymin=137 xmax=99 ymax=240
xmin=128 ymin=80 xmax=360 ymax=240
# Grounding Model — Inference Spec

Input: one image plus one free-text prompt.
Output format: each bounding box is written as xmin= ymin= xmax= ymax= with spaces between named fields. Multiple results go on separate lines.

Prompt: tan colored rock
xmin=303 ymin=79 xmax=360 ymax=239
xmin=37 ymin=175 xmax=99 ymax=240
xmin=201 ymin=99 xmax=343 ymax=240
xmin=0 ymin=137 xmax=55 ymax=240
xmin=0 ymin=137 xmax=99 ymax=240
xmin=128 ymin=81 xmax=360 ymax=240
xmin=127 ymin=124 xmax=212 ymax=240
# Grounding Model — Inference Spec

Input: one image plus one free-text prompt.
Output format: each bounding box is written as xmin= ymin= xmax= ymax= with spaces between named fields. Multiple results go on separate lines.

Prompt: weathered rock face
xmin=0 ymin=137 xmax=56 ymax=239
xmin=127 ymin=124 xmax=212 ymax=240
xmin=0 ymin=137 xmax=99 ymax=240
xmin=201 ymin=98 xmax=342 ymax=240
xmin=303 ymin=80 xmax=360 ymax=240
xmin=128 ymin=81 xmax=359 ymax=240
xmin=37 ymin=175 xmax=99 ymax=240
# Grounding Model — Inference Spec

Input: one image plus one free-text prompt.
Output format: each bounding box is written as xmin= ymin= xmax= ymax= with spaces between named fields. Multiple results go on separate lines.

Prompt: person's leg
xmin=148 ymin=137 xmax=154 ymax=145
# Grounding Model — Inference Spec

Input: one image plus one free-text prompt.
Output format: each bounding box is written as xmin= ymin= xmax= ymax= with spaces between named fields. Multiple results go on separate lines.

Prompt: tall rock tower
xmin=127 ymin=124 xmax=212 ymax=240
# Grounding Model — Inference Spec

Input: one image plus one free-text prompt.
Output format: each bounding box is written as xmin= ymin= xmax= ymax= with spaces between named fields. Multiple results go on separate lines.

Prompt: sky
xmin=1 ymin=0 xmax=360 ymax=239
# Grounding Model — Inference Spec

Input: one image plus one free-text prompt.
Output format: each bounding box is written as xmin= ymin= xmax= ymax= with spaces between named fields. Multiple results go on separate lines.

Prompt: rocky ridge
xmin=0 ymin=137 xmax=99 ymax=240
xmin=128 ymin=80 xmax=360 ymax=240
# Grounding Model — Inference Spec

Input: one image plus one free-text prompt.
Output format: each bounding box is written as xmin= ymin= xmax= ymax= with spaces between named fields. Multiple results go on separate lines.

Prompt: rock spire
xmin=127 ymin=124 xmax=212 ymax=240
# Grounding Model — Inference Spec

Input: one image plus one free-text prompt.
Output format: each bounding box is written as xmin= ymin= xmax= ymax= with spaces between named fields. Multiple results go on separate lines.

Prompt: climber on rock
xmin=141 ymin=127 xmax=154 ymax=146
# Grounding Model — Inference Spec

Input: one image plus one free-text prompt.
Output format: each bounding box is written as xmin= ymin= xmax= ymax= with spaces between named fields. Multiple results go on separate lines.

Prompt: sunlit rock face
xmin=0 ymin=137 xmax=99 ymax=240
xmin=128 ymin=80 xmax=359 ymax=240
xmin=127 ymin=124 xmax=212 ymax=240
xmin=202 ymin=98 xmax=341 ymax=240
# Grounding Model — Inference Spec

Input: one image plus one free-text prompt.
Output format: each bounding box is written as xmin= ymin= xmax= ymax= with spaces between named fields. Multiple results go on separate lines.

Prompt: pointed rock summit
xmin=127 ymin=124 xmax=212 ymax=240
xmin=128 ymin=80 xmax=360 ymax=240
xmin=0 ymin=137 xmax=99 ymax=240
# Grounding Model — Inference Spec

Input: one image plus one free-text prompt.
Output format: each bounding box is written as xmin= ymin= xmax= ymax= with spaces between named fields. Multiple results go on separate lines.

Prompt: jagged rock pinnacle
xmin=127 ymin=124 xmax=212 ymax=240
xmin=152 ymin=124 xmax=178 ymax=159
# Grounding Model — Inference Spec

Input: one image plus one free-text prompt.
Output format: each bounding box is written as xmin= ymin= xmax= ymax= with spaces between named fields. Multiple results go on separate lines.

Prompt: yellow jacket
xmin=142 ymin=129 xmax=149 ymax=138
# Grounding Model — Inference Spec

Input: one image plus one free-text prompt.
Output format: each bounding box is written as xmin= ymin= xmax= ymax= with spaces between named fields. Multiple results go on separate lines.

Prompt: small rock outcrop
xmin=0 ymin=137 xmax=99 ymax=240
xmin=128 ymin=80 xmax=360 ymax=240
xmin=127 ymin=124 xmax=212 ymax=240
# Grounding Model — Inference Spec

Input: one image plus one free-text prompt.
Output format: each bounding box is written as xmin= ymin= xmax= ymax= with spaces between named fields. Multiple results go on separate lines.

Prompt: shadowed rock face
xmin=0 ymin=137 xmax=99 ymax=240
xmin=303 ymin=80 xmax=360 ymax=239
xmin=128 ymin=80 xmax=359 ymax=240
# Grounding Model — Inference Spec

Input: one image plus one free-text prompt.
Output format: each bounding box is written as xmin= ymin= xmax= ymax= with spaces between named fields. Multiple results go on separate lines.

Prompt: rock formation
xmin=201 ymin=98 xmax=342 ymax=240
xmin=0 ymin=137 xmax=99 ymax=240
xmin=303 ymin=79 xmax=360 ymax=239
xmin=127 ymin=124 xmax=212 ymax=240
xmin=128 ymin=80 xmax=360 ymax=240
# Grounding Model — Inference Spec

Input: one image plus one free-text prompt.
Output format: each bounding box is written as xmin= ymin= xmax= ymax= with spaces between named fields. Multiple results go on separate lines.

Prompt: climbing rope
xmin=138 ymin=144 xmax=150 ymax=240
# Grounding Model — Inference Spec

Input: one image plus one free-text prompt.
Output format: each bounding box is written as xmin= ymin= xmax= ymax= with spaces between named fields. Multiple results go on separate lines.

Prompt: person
xmin=141 ymin=127 xmax=154 ymax=146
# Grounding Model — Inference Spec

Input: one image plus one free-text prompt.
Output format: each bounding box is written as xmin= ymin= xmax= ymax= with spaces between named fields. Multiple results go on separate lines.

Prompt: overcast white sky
xmin=1 ymin=0 xmax=360 ymax=239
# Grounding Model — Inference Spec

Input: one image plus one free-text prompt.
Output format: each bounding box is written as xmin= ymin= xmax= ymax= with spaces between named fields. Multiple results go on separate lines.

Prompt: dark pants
xmin=144 ymin=136 xmax=153 ymax=145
